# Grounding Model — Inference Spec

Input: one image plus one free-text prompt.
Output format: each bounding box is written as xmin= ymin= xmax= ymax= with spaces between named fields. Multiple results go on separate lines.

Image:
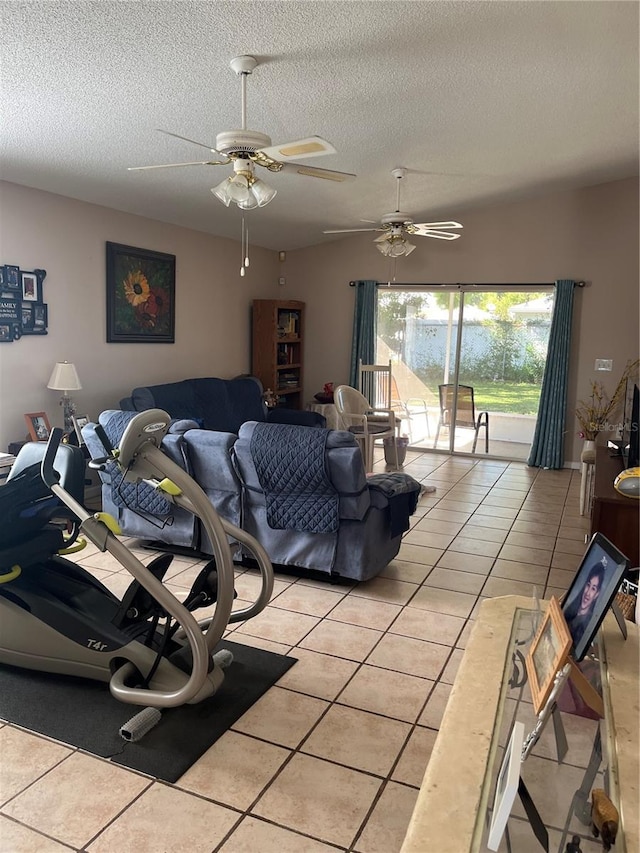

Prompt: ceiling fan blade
xmin=417 ymin=230 xmax=462 ymax=241
xmin=127 ymin=160 xmax=228 ymax=171
xmin=323 ymin=227 xmax=379 ymax=234
xmin=278 ymin=162 xmax=356 ymax=182
xmin=157 ymin=129 xmax=223 ymax=155
xmin=259 ymin=136 xmax=337 ymax=161
xmin=410 ymin=221 xmax=463 ymax=236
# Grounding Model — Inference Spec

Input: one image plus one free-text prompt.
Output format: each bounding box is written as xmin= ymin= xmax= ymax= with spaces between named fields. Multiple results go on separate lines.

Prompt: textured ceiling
xmin=1 ymin=1 xmax=638 ymax=251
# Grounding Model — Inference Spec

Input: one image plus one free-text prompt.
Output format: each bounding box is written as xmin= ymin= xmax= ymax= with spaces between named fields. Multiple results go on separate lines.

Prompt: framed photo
xmin=71 ymin=414 xmax=89 ymax=445
xmin=0 ymin=324 xmax=13 ymax=343
xmin=3 ymin=265 xmax=20 ymax=290
xmin=525 ymin=596 xmax=572 ymax=714
xmin=106 ymin=242 xmax=175 ymax=343
xmin=21 ymin=272 xmax=39 ymax=302
xmin=487 ymin=721 xmax=525 ymax=850
xmin=561 ymin=532 xmax=630 ymax=662
xmin=24 ymin=411 xmax=52 ymax=442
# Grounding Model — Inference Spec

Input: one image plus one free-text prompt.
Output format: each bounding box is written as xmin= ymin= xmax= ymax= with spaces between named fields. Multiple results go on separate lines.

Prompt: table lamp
xmin=47 ymin=361 xmax=82 ymax=432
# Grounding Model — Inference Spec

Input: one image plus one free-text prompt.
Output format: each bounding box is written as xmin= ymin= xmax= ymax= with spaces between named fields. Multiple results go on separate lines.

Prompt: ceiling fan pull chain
xmin=244 ymin=221 xmax=250 ymax=269
xmin=240 ymin=216 xmax=246 ymax=276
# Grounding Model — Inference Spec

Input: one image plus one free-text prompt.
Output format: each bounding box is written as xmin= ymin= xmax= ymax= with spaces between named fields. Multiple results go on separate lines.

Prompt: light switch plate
xmin=595 ymin=359 xmax=613 ymax=371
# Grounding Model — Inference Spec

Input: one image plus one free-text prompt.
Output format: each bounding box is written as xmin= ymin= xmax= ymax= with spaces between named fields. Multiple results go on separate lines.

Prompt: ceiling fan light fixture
xmin=249 ymin=177 xmax=277 ymax=207
xmin=376 ymin=232 xmax=415 ymax=258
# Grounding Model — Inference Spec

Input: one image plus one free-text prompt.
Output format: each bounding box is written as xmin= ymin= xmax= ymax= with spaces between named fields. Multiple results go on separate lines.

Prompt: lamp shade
xmin=47 ymin=361 xmax=82 ymax=391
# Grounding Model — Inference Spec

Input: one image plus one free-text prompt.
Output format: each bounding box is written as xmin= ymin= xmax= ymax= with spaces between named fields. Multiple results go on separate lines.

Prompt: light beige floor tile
xmin=498 ymin=543 xmax=552 ymax=566
xmin=396 ymin=542 xmax=444 ymax=566
xmin=422 ymin=567 xmax=486 ymax=595
xmin=511 ymin=754 xmax=594 ymax=827
xmin=403 ymin=528 xmax=456 ymax=549
xmin=302 ymin=704 xmax=411 ymax=775
xmin=299 ymin=620 xmax=383 ymax=661
xmin=409 ymin=586 xmax=477 ymax=619
xmin=219 ymin=816 xmax=338 ymax=852
xmin=276 ymin=648 xmax=359 ymax=700
xmin=391 ymin=726 xmax=438 ymax=787
xmin=448 ymin=535 xmax=502 ymax=558
xmin=439 ymin=647 xmax=465 ymax=684
xmin=547 ymin=567 xmax=577 ymax=590
xmin=436 ymin=550 xmax=495 ymax=574
xmin=490 ymin=559 xmax=548 ymax=586
xmin=413 ymin=516 xmax=464 ymax=536
xmin=225 ymin=632 xmax=293 ymax=656
xmin=87 ymin=781 xmax=238 ymax=853
xmin=2 ymin=752 xmax=150 ymax=849
xmin=511 ymin=518 xmax=560 ymax=536
xmin=487 ymin=487 xmax=527 ymax=501
xmin=367 ymin=633 xmax=450 ymax=680
xmin=504 ymin=530 xmax=557 ymax=551
xmin=327 ymin=595 xmax=402 ymax=630
xmin=467 ymin=512 xmax=514 ymax=531
xmin=379 ymin=559 xmax=433 ymax=584
xmin=426 ymin=507 xmax=472 ymax=524
xmin=554 ymin=536 xmax=589 ymax=556
xmin=456 ymin=620 xmax=475 ymax=649
xmin=460 ymin=524 xmax=508 ymax=544
xmin=354 ymin=781 xmax=419 ymax=853
xmin=0 ymin=728 xmax=72 ymax=804
xmin=516 ymin=508 xmax=562 ymax=526
xmin=551 ymin=550 xmax=583 ymax=571
xmin=436 ymin=499 xmax=481 ymax=514
xmin=338 ymin=664 xmax=434 ymax=723
xmin=177 ymin=730 xmax=290 ymax=809
xmin=234 ymin=605 xmax=319 ymax=645
xmin=232 ymin=686 xmax=328 ymax=748
xmin=252 ymin=753 xmax=382 ymax=848
xmin=233 ymin=571 xmax=292 ymax=602
xmin=0 ymin=815 xmax=72 ymax=852
xmin=269 ymin=582 xmax=346 ymax=617
xmin=482 ymin=576 xmax=540 ymax=598
xmin=418 ymin=681 xmax=453 ymax=729
xmin=545 ymin=585 xmax=567 ymax=600
xmin=347 ymin=576 xmax=418 ymax=606
xmin=558 ymin=525 xmax=590 ymax=542
xmin=478 ymin=503 xmax=519 ymax=519
xmin=389 ymin=606 xmax=466 ymax=645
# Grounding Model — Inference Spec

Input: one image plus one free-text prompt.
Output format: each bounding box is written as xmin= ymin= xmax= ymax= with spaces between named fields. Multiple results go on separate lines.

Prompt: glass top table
xmin=401 ymin=595 xmax=638 ymax=853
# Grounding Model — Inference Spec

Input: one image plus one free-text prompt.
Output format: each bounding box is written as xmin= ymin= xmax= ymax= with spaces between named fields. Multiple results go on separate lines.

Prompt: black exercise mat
xmin=0 ymin=640 xmax=296 ymax=783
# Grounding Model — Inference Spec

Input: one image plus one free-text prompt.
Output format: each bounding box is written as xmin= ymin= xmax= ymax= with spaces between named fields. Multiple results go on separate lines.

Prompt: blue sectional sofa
xmin=83 ymin=411 xmax=422 ymax=582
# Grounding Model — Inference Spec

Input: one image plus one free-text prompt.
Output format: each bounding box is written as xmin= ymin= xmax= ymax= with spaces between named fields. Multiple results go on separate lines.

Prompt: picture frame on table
xmin=525 ymin=596 xmax=572 ymax=715
xmin=561 ymin=532 xmax=630 ymax=662
xmin=106 ymin=241 xmax=176 ymax=344
xmin=487 ymin=721 xmax=526 ymax=850
xmin=24 ymin=411 xmax=52 ymax=442
xmin=71 ymin=414 xmax=89 ymax=445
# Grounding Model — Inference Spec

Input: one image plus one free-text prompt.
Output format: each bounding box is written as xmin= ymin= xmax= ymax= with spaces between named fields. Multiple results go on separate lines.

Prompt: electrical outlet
xmin=595 ymin=359 xmax=613 ymax=371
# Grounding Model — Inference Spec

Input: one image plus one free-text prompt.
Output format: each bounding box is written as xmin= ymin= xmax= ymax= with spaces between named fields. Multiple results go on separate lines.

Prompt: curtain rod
xmin=349 ymin=281 xmax=586 ymax=287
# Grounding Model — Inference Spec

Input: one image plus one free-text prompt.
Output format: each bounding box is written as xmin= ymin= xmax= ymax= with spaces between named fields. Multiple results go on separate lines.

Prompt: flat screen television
xmin=621 ymin=380 xmax=639 ymax=468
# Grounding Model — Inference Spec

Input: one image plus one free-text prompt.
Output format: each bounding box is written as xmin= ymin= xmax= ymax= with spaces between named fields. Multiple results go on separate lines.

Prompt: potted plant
xmin=576 ymin=359 xmax=639 ymax=447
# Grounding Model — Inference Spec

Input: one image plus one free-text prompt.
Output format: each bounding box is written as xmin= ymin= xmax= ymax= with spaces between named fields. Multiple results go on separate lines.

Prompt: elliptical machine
xmin=0 ymin=409 xmax=274 ymax=715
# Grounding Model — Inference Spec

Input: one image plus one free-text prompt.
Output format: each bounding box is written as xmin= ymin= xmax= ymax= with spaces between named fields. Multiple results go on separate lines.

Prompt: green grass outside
xmin=464 ymin=381 xmax=542 ymax=415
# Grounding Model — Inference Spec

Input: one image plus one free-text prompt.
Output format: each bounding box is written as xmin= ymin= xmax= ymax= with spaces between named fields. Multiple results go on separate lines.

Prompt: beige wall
xmin=282 ymin=177 xmax=639 ymax=465
xmin=0 ymin=181 xmax=280 ymax=450
xmin=1 ymin=177 xmax=638 ymax=465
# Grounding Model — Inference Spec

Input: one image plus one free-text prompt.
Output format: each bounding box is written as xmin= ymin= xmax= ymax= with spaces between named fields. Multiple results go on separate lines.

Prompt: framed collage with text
xmin=0 ymin=266 xmax=48 ymax=342
xmin=106 ymin=242 xmax=175 ymax=343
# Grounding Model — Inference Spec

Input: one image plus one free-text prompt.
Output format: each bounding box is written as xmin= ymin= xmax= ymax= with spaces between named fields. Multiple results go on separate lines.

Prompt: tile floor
xmin=1 ymin=449 xmax=603 ymax=853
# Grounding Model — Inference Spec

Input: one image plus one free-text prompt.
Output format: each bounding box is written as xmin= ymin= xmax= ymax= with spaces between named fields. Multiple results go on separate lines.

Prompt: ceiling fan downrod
xmin=230 ymin=55 xmax=258 ymax=132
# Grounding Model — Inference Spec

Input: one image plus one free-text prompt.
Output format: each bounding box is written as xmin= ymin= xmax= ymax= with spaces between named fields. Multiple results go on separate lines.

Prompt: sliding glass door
xmin=376 ymin=286 xmax=555 ymax=460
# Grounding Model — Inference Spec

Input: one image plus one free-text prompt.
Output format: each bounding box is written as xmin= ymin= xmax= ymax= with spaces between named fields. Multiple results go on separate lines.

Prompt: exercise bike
xmin=0 ymin=409 xmax=274 ymax=722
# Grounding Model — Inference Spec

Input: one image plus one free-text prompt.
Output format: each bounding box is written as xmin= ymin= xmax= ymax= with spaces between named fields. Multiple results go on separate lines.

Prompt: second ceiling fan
xmin=324 ymin=168 xmax=463 ymax=256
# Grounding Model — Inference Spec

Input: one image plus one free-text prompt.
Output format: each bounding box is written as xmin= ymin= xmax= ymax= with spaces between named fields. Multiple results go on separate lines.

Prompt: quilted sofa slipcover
xmin=83 ymin=412 xmax=421 ymax=582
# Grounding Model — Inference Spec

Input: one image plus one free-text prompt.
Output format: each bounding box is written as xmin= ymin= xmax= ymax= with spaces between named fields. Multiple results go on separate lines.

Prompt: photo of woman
xmin=563 ymin=562 xmax=605 ymax=649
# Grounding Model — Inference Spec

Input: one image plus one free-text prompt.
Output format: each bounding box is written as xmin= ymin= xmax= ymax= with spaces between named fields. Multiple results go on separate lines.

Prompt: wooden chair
xmin=334 ymin=384 xmax=399 ymax=471
xmin=434 ymin=384 xmax=489 ymax=453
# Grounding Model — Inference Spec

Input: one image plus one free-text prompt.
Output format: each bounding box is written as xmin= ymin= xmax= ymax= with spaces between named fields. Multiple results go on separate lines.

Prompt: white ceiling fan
xmin=323 ymin=167 xmax=462 ymax=256
xmin=128 ymin=55 xmax=356 ymax=211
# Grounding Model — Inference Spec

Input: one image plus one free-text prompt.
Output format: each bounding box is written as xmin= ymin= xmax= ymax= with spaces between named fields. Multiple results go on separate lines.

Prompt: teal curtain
xmin=527 ymin=280 xmax=575 ymax=469
xmin=349 ymin=280 xmax=377 ymax=387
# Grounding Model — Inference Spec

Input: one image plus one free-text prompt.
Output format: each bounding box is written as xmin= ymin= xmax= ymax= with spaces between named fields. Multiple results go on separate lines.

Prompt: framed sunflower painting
xmin=106 ymin=242 xmax=175 ymax=343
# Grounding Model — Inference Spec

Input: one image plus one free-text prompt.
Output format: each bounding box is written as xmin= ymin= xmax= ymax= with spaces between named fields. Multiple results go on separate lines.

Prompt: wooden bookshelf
xmin=251 ymin=300 xmax=305 ymax=410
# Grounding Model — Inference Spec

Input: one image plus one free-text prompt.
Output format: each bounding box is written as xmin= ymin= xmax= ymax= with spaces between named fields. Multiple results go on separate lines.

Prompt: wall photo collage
xmin=0 ymin=265 xmax=48 ymax=343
